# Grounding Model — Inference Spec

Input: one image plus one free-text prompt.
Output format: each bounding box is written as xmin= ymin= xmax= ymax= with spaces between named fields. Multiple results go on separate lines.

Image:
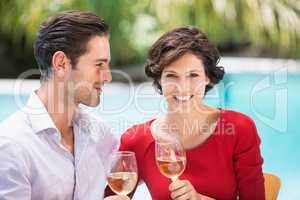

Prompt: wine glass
xmin=155 ymin=136 xmax=186 ymax=181
xmin=107 ymin=151 xmax=138 ymax=197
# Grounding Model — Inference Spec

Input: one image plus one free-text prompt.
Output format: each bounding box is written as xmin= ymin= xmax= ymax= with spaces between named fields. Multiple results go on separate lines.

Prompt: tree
xmin=0 ymin=0 xmax=299 ymax=78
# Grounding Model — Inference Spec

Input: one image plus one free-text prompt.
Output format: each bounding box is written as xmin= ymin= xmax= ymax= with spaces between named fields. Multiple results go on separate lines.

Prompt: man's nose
xmin=102 ymin=69 xmax=112 ymax=83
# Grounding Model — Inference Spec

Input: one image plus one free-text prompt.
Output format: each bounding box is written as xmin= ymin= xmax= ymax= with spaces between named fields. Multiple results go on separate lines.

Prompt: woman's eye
xmin=165 ymin=74 xmax=177 ymax=78
xmin=189 ymin=73 xmax=199 ymax=78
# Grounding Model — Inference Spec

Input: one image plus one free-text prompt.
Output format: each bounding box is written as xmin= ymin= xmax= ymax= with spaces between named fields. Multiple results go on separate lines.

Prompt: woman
xmin=106 ymin=26 xmax=265 ymax=200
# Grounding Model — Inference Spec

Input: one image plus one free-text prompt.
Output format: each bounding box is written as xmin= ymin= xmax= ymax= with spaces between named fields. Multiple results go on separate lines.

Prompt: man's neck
xmin=36 ymin=80 xmax=76 ymax=137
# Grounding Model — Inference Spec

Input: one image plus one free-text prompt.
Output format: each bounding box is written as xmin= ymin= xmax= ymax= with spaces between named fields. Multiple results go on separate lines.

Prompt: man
xmin=0 ymin=11 xmax=128 ymax=200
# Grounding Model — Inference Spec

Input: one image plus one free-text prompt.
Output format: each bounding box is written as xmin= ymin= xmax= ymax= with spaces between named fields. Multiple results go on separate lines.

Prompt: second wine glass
xmin=155 ymin=137 xmax=186 ymax=181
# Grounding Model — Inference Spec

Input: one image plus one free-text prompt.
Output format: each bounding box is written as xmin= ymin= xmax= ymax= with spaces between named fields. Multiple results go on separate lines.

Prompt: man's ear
xmin=52 ymin=51 xmax=70 ymax=78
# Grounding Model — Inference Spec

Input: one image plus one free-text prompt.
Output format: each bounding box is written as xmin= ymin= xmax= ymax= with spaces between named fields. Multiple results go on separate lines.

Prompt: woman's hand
xmin=104 ymin=195 xmax=130 ymax=200
xmin=169 ymin=179 xmax=215 ymax=200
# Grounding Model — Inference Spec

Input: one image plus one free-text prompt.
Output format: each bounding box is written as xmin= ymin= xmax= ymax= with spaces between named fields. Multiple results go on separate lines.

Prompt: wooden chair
xmin=264 ymin=172 xmax=281 ymax=200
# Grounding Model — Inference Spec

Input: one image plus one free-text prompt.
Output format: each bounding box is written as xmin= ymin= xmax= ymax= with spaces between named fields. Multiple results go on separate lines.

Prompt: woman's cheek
xmin=193 ymin=80 xmax=207 ymax=97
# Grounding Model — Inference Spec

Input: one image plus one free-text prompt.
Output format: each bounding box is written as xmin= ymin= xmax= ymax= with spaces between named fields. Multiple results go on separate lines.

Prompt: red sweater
xmin=106 ymin=109 xmax=265 ymax=200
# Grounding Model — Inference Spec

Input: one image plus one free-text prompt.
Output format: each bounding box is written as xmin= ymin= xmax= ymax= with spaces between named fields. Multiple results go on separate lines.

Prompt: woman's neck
xmin=163 ymin=103 xmax=219 ymax=137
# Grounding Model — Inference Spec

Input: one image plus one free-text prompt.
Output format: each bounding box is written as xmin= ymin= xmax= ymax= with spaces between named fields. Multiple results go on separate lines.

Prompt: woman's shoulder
xmin=119 ymin=119 xmax=154 ymax=150
xmin=219 ymin=109 xmax=260 ymax=143
xmin=216 ymin=109 xmax=258 ymax=140
xmin=220 ymin=109 xmax=256 ymax=128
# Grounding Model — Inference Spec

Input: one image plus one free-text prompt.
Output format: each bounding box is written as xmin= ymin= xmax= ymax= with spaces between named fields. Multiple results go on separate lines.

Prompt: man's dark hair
xmin=145 ymin=26 xmax=224 ymax=95
xmin=33 ymin=10 xmax=109 ymax=81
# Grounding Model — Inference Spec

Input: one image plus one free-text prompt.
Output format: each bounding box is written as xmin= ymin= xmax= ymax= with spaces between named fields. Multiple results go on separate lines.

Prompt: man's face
xmin=69 ymin=35 xmax=111 ymax=107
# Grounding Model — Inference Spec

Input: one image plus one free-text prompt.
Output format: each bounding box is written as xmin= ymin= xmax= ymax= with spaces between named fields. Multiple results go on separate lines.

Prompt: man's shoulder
xmin=0 ymin=111 xmax=33 ymax=153
xmin=0 ymin=111 xmax=31 ymax=137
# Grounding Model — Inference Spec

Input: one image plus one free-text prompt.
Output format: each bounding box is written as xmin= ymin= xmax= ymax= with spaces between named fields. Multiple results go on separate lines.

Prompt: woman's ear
xmin=205 ymin=76 xmax=210 ymax=85
xmin=157 ymin=78 xmax=163 ymax=95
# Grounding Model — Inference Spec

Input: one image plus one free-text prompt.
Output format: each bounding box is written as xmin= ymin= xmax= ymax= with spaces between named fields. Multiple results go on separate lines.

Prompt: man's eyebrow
xmin=94 ymin=58 xmax=109 ymax=62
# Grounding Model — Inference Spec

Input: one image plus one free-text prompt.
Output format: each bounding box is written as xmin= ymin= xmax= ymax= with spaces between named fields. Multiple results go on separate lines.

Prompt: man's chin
xmin=80 ymin=99 xmax=100 ymax=108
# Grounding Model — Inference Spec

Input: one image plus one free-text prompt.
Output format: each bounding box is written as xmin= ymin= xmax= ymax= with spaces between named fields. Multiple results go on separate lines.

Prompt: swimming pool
xmin=0 ymin=68 xmax=299 ymax=199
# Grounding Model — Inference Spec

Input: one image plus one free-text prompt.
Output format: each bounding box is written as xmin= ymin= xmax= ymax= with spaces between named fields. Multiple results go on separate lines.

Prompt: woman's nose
xmin=176 ymin=78 xmax=192 ymax=93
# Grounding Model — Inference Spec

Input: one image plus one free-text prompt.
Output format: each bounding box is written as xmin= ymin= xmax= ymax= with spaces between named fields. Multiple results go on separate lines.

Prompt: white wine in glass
xmin=155 ymin=138 xmax=186 ymax=181
xmin=107 ymin=151 xmax=138 ymax=196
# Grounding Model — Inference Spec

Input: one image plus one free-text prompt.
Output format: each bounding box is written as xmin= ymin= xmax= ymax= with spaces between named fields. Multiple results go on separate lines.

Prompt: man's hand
xmin=104 ymin=195 xmax=130 ymax=200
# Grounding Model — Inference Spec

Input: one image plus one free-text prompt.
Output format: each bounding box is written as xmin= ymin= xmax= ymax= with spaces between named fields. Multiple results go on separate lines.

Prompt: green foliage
xmin=147 ymin=0 xmax=300 ymax=58
xmin=0 ymin=0 xmax=299 ymax=78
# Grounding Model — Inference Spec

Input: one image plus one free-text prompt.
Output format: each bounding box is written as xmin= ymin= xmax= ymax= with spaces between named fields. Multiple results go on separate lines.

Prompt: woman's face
xmin=160 ymin=52 xmax=209 ymax=112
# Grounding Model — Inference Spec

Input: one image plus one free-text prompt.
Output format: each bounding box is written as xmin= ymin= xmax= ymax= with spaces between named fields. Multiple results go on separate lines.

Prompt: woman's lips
xmin=173 ymin=95 xmax=194 ymax=103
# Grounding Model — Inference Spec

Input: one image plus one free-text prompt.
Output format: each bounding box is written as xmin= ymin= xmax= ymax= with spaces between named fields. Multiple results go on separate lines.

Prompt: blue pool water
xmin=0 ymin=71 xmax=299 ymax=199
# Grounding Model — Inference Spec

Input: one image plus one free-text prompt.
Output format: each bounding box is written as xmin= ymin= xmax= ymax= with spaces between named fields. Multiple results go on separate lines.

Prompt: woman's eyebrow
xmin=186 ymin=69 xmax=203 ymax=73
xmin=163 ymin=70 xmax=177 ymax=74
xmin=189 ymin=69 xmax=202 ymax=72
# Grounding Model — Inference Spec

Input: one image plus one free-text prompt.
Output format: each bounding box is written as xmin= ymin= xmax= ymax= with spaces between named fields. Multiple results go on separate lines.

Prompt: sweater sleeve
xmin=104 ymin=126 xmax=140 ymax=198
xmin=233 ymin=115 xmax=265 ymax=200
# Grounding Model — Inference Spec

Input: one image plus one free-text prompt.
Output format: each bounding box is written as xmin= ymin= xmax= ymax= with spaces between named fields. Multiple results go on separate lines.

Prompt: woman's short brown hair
xmin=145 ymin=26 xmax=224 ymax=94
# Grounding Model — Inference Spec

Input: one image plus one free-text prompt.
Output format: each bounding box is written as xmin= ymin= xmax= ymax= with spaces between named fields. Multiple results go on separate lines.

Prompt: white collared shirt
xmin=0 ymin=91 xmax=118 ymax=200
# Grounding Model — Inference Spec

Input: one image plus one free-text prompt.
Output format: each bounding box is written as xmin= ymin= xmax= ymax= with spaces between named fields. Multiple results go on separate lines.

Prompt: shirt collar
xmin=24 ymin=91 xmax=58 ymax=134
xmin=72 ymin=107 xmax=98 ymax=137
xmin=25 ymin=91 xmax=97 ymax=137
